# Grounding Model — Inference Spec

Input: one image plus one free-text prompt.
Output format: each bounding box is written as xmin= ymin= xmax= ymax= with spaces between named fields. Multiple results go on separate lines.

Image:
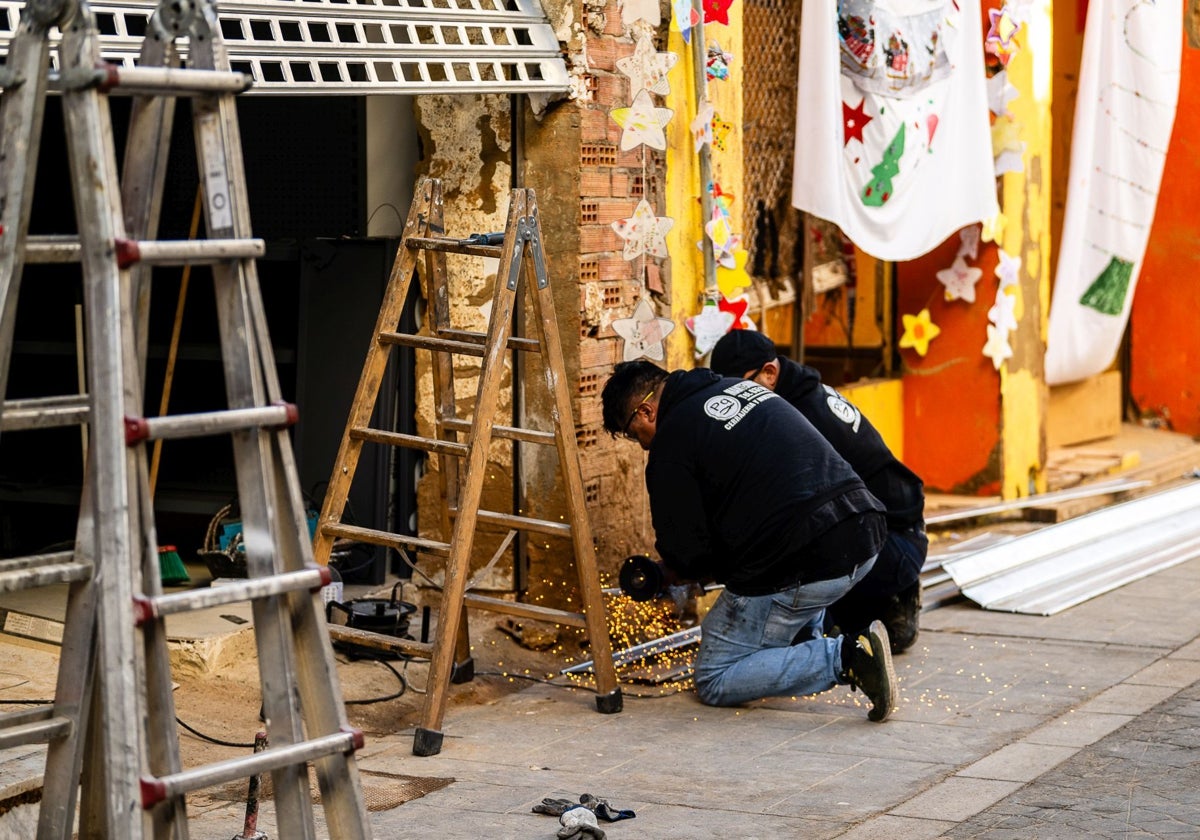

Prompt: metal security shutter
xmin=0 ymin=0 xmax=569 ymax=94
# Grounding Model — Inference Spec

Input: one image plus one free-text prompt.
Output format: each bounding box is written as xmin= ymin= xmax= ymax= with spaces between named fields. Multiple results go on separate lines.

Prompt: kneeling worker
xmin=601 ymin=360 xmax=898 ymax=721
xmin=711 ymin=330 xmax=927 ymax=653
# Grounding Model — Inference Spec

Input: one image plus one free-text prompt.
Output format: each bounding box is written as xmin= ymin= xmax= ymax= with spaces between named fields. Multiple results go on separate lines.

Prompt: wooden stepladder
xmin=0 ymin=0 xmax=371 ymax=835
xmin=314 ymin=177 xmax=623 ymax=756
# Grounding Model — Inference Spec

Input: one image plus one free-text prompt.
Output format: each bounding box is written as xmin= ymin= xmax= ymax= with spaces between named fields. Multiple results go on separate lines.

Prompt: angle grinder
xmin=618 ymin=554 xmax=666 ymax=602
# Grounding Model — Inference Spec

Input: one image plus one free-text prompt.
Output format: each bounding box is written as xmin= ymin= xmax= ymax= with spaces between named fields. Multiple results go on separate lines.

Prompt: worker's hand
xmin=659 ymin=562 xmax=681 ymax=588
xmin=532 ymin=797 xmax=576 ymax=817
xmin=558 ymin=805 xmax=606 ymax=839
xmin=579 ymin=793 xmax=636 ymax=821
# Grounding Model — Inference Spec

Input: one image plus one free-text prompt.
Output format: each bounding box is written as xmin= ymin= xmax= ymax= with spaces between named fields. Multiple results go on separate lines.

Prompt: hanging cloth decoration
xmin=1044 ymin=0 xmax=1182 ymax=386
xmin=791 ymin=0 xmax=998 ymax=261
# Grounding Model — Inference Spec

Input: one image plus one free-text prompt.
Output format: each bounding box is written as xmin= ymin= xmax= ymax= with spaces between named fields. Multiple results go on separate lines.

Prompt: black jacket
xmin=774 ymin=358 xmax=925 ymax=530
xmin=646 ymin=369 xmax=886 ymax=595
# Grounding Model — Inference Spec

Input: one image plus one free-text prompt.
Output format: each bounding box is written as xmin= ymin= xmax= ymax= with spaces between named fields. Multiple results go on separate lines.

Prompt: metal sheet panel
xmin=0 ymin=0 xmax=570 ymax=94
xmin=942 ymin=480 xmax=1200 ymax=616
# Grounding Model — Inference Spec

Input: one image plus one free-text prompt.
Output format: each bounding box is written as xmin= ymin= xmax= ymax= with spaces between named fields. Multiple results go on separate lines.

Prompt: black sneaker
xmin=882 ymin=581 xmax=922 ymax=654
xmin=843 ymin=620 xmax=897 ymax=722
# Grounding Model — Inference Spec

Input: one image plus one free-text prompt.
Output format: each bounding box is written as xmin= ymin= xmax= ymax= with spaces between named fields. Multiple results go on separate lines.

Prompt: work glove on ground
xmin=557 ymin=805 xmax=606 ymax=840
xmin=579 ymin=793 xmax=636 ymax=821
xmin=532 ymin=798 xmax=577 ymax=817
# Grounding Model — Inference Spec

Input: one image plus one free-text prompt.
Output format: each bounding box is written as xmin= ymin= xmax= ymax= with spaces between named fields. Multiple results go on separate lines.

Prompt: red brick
xmin=598 ymin=257 xmax=631 ymax=281
xmin=580 ymin=106 xmax=612 ymax=143
xmin=597 ymin=199 xmax=637 ymax=225
xmin=592 ymin=73 xmax=627 ymax=108
xmin=616 ymin=146 xmax=650 ymax=168
xmin=587 ymin=37 xmax=621 ymax=72
xmin=580 ymin=338 xmax=617 ymax=369
xmin=581 ymin=225 xmax=618 ymax=254
xmin=581 ymin=170 xmax=612 ymax=198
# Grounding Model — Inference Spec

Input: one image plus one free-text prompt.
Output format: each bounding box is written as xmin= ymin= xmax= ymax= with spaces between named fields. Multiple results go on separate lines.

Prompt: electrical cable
xmin=343 ymin=656 xmax=409 ymax=705
xmin=175 ymin=717 xmax=256 ymax=749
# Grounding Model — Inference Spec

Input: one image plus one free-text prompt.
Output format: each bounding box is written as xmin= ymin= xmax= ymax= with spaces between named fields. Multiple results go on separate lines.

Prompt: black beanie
xmin=710 ymin=330 xmax=778 ymax=377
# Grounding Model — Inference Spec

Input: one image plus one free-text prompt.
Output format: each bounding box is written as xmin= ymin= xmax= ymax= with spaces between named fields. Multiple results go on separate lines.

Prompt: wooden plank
xmin=1046 ymin=370 xmax=1121 ymax=448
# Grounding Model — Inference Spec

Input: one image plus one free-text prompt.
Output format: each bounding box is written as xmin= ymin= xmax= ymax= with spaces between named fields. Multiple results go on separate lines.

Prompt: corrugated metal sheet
xmin=942 ymin=479 xmax=1200 ymax=615
xmin=0 ymin=0 xmax=570 ymax=95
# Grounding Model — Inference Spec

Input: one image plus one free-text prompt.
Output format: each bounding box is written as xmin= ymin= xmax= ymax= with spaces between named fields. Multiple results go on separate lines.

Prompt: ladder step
xmin=0 ymin=709 xmax=73 ymax=751
xmin=455 ymin=508 xmax=573 ymax=539
xmin=140 ymin=728 xmax=364 ymax=808
xmin=349 ymin=427 xmax=468 ymax=457
xmin=0 ymin=395 xmax=90 ymax=431
xmin=441 ymin=417 xmax=557 ymax=446
xmin=462 ymin=593 xmax=587 ymax=628
xmin=132 ymin=567 xmax=331 ymax=625
xmin=124 ymin=403 xmax=298 ymax=445
xmin=94 ymin=64 xmax=253 ymax=96
xmin=319 ymin=522 xmax=451 ymax=557
xmin=377 ymin=330 xmax=541 ymax=357
xmin=0 ymin=556 xmax=92 ymax=593
xmin=114 ymin=237 xmax=265 ymax=269
xmin=24 ymin=235 xmax=82 ymax=264
xmin=404 ymin=236 xmax=504 ymax=259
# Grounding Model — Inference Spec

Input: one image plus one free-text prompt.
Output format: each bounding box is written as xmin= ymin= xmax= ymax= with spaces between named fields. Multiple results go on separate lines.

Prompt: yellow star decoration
xmin=716 ymin=248 xmax=752 ymax=298
xmin=991 ymin=115 xmax=1024 ymax=157
xmin=899 ymin=308 xmax=941 ymax=357
xmin=711 ymin=114 xmax=734 ymax=152
xmin=981 ymin=211 xmax=1007 ymax=244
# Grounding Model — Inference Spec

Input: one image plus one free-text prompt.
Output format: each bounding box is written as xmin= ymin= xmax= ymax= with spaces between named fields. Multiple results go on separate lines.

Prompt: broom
xmin=158 ymin=545 xmax=190 ymax=586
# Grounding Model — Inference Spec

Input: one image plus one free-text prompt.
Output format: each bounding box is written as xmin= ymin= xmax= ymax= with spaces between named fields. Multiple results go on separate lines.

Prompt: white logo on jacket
xmin=823 ymin=384 xmax=862 ymax=432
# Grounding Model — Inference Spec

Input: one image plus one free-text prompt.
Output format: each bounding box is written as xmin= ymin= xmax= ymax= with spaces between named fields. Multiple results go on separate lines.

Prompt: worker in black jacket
xmin=711 ymin=330 xmax=927 ymax=653
xmin=601 ymin=360 xmax=899 ymax=721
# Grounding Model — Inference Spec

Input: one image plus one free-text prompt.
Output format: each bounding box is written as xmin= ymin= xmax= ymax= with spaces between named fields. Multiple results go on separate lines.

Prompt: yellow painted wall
xmin=841 ymin=378 xmax=904 ymax=459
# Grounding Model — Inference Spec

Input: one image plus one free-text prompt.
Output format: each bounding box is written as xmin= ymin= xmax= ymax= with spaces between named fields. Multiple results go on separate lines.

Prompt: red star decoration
xmin=842 ymin=98 xmax=872 ymax=146
xmin=703 ymin=0 xmax=733 ymax=26
xmin=718 ymin=295 xmax=750 ymax=328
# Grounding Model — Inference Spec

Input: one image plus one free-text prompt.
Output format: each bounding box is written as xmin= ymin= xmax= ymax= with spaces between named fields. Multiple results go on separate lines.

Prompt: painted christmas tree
xmin=1079 ymin=255 xmax=1133 ymax=315
xmin=861 ymin=122 xmax=905 ymax=207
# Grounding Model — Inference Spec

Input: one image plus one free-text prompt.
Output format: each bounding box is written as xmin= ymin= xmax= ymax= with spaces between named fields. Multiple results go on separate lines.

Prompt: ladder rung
xmin=349 ymin=427 xmax=468 ymax=457
xmin=24 ymin=235 xmax=82 ymax=264
xmin=140 ymin=728 xmax=363 ymax=808
xmin=0 ymin=710 xmax=73 ymax=751
xmin=124 ymin=403 xmax=298 ymax=445
xmin=462 ymin=592 xmax=587 ymax=628
xmin=114 ymin=237 xmax=265 ymax=269
xmin=378 ymin=331 xmax=486 ymax=358
xmin=132 ymin=567 xmax=331 ymax=625
xmin=404 ymin=236 xmax=504 ymax=258
xmin=0 ymin=559 xmax=92 ymax=593
xmin=327 ymin=624 xmax=433 ymax=659
xmin=437 ymin=328 xmax=541 ymax=353
xmin=319 ymin=522 xmax=451 ymax=556
xmin=94 ymin=64 xmax=253 ymax=95
xmin=0 ymin=550 xmax=76 ymax=572
xmin=453 ymin=508 xmax=573 ymax=539
xmin=0 ymin=394 xmax=90 ymax=431
xmin=441 ymin=417 xmax=556 ymax=446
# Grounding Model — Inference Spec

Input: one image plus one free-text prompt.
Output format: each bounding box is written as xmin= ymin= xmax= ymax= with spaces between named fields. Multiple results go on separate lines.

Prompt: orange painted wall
xmin=1129 ymin=32 xmax=1200 ymax=435
xmin=897 ymin=234 xmax=1003 ymax=495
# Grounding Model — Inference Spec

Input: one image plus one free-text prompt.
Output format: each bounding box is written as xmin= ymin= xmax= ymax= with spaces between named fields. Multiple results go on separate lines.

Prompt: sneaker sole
xmin=866 ymin=619 xmax=897 ymax=722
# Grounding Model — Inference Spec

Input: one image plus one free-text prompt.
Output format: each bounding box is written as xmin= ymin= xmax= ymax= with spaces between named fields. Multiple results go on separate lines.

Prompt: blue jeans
xmin=693 ymin=556 xmax=876 ymax=707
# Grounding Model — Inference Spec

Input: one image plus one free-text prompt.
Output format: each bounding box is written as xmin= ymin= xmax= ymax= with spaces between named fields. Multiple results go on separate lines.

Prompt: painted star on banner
xmin=611 ymin=90 xmax=674 ymax=152
xmin=987 ymin=70 xmax=1019 ymax=117
xmin=957 ymin=226 xmax=981 ymax=260
xmin=937 ymin=256 xmax=984 ymax=303
xmin=982 ymin=323 xmax=1014 ymax=370
xmin=691 ymin=101 xmax=715 ymax=152
xmin=612 ymin=199 xmax=675 ymax=261
xmin=613 ymin=297 xmax=676 ymax=362
xmin=987 ymin=287 xmax=1019 ymax=333
xmin=899 ymin=308 xmax=941 ymax=357
xmin=995 ymin=249 xmax=1022 ymax=289
xmin=617 ymin=35 xmax=679 ymax=97
xmin=621 ymin=0 xmax=661 ymax=27
xmin=843 ymin=98 xmax=872 ymax=146
xmin=686 ymin=301 xmax=736 ymax=357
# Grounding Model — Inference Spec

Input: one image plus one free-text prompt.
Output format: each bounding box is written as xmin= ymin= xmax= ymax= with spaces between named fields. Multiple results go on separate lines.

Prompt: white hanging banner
xmin=1045 ymin=0 xmax=1182 ymax=386
xmin=791 ymin=0 xmax=998 ymax=261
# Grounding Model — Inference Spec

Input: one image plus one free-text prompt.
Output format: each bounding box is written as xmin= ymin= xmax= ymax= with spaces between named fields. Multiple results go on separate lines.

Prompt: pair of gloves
xmin=532 ymin=794 xmax=636 ymax=839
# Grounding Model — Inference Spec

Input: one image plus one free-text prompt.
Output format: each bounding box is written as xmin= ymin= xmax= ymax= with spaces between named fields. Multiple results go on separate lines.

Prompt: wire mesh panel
xmin=0 ymin=0 xmax=569 ymax=94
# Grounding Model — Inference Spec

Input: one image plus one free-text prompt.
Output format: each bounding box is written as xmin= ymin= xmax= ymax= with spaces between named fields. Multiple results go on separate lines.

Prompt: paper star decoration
xmin=686 ymin=300 xmax=735 ymax=358
xmin=613 ymin=297 xmax=677 ymax=362
xmin=981 ymin=211 xmax=1007 ymax=244
xmin=987 ymin=288 xmax=1018 ymax=333
xmin=987 ymin=71 xmax=1019 ymax=117
xmin=937 ymin=256 xmax=984 ymax=303
xmin=706 ymin=43 xmax=733 ymax=81
xmin=612 ymin=199 xmax=675 ymax=261
xmin=710 ymin=182 xmax=735 ymax=214
xmin=899 ymin=308 xmax=941 ymax=357
xmin=986 ymin=7 xmax=1020 ymax=64
xmin=843 ymin=98 xmax=872 ymax=146
xmin=712 ymin=114 xmax=734 ymax=152
xmin=957 ymin=226 xmax=981 ymax=260
xmin=691 ymin=102 xmax=714 ymax=152
xmin=995 ymin=249 xmax=1022 ymax=289
xmin=621 ymin=0 xmax=661 ymax=27
xmin=703 ymin=209 xmax=741 ymax=268
xmin=611 ymin=90 xmax=674 ymax=152
xmin=991 ymin=115 xmax=1025 ymax=175
xmin=617 ymin=35 xmax=679 ymax=97
xmin=671 ymin=0 xmax=700 ymax=43
xmin=982 ymin=323 xmax=1014 ymax=370
xmin=703 ymin=0 xmax=733 ymax=26
xmin=716 ymin=248 xmax=752 ymax=298
xmin=719 ymin=294 xmax=753 ymax=329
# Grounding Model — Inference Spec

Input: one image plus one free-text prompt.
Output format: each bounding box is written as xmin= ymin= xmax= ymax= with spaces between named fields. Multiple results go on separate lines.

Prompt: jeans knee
xmin=694 ymin=671 xmax=731 ymax=706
